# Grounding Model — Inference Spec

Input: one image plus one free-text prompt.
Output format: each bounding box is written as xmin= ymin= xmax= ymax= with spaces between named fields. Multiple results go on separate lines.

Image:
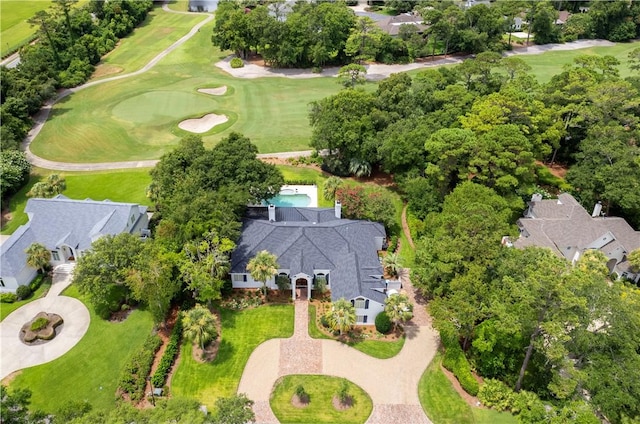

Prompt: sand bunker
xmin=179 ymin=113 xmax=228 ymax=133
xmin=198 ymin=86 xmax=227 ymax=96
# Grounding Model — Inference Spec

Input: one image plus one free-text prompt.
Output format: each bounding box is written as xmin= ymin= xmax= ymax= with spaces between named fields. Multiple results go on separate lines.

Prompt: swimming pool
xmin=266 ymin=193 xmax=312 ymax=207
xmin=264 ymin=185 xmax=318 ymax=207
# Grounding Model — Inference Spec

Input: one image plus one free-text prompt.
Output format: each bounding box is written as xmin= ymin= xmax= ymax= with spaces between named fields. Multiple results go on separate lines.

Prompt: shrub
xmin=320 ymin=313 xmax=330 ymax=329
xmin=1 ymin=293 xmax=17 ymax=303
xmin=55 ymin=400 xmax=92 ymax=422
xmin=442 ymin=345 xmax=479 ymax=396
xmin=276 ymin=275 xmax=290 ymax=291
xmin=29 ymin=274 xmax=45 ymax=292
xmin=30 ymin=317 xmax=49 ymax=331
xmin=151 ymin=318 xmax=182 ymax=388
xmin=338 ymin=380 xmax=350 ymax=404
xmin=375 ymin=311 xmax=392 ymax=334
xmin=16 ymin=285 xmax=32 ymax=300
xmin=295 ymin=385 xmax=309 ymax=402
xmin=117 ymin=334 xmax=162 ymax=401
xmin=230 ymin=57 xmax=244 ymax=68
xmin=478 ymin=379 xmax=515 ymax=412
xmin=512 ymin=390 xmax=547 ymax=422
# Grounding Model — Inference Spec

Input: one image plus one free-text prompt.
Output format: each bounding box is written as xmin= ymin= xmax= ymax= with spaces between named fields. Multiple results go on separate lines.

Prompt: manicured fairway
xmin=171 ymin=305 xmax=294 ymax=407
xmin=270 ymin=375 xmax=373 ymax=424
xmin=91 ymin=7 xmax=203 ymax=79
xmin=0 ymin=1 xmax=49 ymax=57
xmin=7 ymin=286 xmax=155 ymax=413
xmin=516 ymin=41 xmax=640 ymax=83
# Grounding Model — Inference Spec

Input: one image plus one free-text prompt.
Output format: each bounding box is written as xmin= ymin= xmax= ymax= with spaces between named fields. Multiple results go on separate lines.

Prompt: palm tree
xmin=348 ymin=158 xmax=372 ymax=177
xmin=182 ymin=305 xmax=218 ymax=351
xmin=247 ymin=250 xmax=279 ymax=296
xmin=382 ymin=252 xmax=402 ymax=278
xmin=323 ymin=176 xmax=343 ymax=201
xmin=384 ymin=293 xmax=414 ymax=331
xmin=25 ymin=243 xmax=51 ymax=274
xmin=325 ymin=298 xmax=356 ymax=335
xmin=27 ymin=182 xmax=51 ymax=198
xmin=46 ymin=174 xmax=66 ymax=195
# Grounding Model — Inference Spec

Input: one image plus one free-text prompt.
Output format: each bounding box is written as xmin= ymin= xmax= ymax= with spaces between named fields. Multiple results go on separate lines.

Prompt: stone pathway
xmin=0 ymin=266 xmax=90 ymax=380
xmin=238 ymin=290 xmax=439 ymax=424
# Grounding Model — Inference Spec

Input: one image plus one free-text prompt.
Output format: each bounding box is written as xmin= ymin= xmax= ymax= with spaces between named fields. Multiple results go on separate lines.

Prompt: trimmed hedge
xmin=283 ymin=179 xmax=316 ymax=185
xmin=117 ymin=334 xmax=162 ymax=401
xmin=16 ymin=285 xmax=32 ymax=300
xmin=1 ymin=293 xmax=17 ymax=303
xmin=230 ymin=57 xmax=244 ymax=68
xmin=442 ymin=345 xmax=479 ymax=396
xmin=375 ymin=311 xmax=392 ymax=334
xmin=151 ymin=318 xmax=183 ymax=388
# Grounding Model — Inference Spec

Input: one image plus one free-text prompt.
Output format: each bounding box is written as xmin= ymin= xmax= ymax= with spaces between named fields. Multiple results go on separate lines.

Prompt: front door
xmin=296 ymin=278 xmax=308 ymax=300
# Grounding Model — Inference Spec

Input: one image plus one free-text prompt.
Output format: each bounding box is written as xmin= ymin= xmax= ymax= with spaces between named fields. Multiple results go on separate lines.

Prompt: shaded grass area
xmin=419 ymin=353 xmax=516 ymax=424
xmin=171 ymin=305 xmax=294 ymax=407
xmin=6 ymin=285 xmax=155 ymax=413
xmin=1 ymin=168 xmax=152 ymax=235
xmin=0 ymin=278 xmax=51 ymax=321
xmin=308 ymin=304 xmax=405 ymax=359
xmin=270 ymin=375 xmax=373 ymax=424
xmin=91 ymin=7 xmax=203 ymax=80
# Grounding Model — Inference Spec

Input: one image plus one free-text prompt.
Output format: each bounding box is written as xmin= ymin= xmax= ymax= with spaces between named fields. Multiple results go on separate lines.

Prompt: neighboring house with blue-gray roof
xmin=0 ymin=195 xmax=149 ymax=292
xmin=230 ymin=202 xmax=400 ymax=324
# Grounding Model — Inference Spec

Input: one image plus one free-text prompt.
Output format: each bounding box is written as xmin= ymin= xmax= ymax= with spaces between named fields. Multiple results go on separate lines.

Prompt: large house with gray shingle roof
xmin=513 ymin=193 xmax=640 ymax=282
xmin=230 ymin=202 xmax=400 ymax=324
xmin=0 ymin=195 xmax=149 ymax=292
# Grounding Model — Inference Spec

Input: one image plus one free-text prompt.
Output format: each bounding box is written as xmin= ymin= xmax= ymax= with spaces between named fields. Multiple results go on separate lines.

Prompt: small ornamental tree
xmin=24 ymin=243 xmax=51 ymax=274
xmin=213 ymin=393 xmax=256 ymax=424
xmin=382 ymin=252 xmax=402 ymax=278
xmin=325 ymin=298 xmax=356 ymax=335
xmin=384 ymin=293 xmax=413 ymax=331
xmin=182 ymin=305 xmax=218 ymax=352
xmin=247 ymin=250 xmax=279 ymax=296
xmin=338 ymin=63 xmax=367 ymax=88
xmin=323 ymin=176 xmax=343 ymax=201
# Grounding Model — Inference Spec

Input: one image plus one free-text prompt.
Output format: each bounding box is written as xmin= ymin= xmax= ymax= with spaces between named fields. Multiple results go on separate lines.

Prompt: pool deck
xmin=278 ymin=184 xmax=318 ymax=207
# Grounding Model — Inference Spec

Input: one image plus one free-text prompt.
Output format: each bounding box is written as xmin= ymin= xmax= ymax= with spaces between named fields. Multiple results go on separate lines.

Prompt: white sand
xmin=198 ymin=86 xmax=227 ymax=96
xmin=179 ymin=113 xmax=228 ymax=133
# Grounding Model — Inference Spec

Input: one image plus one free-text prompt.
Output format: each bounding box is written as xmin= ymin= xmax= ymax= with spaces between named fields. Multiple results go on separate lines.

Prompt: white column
xmin=291 ymin=278 xmax=296 ymax=301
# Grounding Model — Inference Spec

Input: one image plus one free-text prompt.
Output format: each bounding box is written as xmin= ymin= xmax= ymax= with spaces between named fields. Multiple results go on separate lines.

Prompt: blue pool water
xmin=265 ymin=193 xmax=312 ymax=207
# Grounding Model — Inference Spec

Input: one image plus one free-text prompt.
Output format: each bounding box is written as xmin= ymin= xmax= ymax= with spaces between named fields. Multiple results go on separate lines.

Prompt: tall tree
xmin=182 ymin=305 xmax=218 ymax=352
xmin=325 ymin=298 xmax=356 ymax=335
xmin=531 ymin=2 xmax=561 ymax=45
xmin=213 ymin=394 xmax=256 ymax=424
xmin=24 ymin=243 xmax=51 ymax=274
xmin=247 ymin=250 xmax=279 ymax=296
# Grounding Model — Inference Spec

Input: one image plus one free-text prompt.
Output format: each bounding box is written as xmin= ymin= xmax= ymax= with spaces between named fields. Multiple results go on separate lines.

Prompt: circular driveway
xmin=0 ymin=294 xmax=90 ymax=380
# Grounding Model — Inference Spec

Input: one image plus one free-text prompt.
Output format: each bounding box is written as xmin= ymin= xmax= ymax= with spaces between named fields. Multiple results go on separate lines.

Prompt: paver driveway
xmin=238 ymin=275 xmax=439 ymax=424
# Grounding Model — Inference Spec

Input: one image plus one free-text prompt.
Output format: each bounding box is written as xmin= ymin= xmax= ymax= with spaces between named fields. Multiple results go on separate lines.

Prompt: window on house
xmin=354 ymin=298 xmax=366 ymax=309
xmin=52 ymin=251 xmax=60 ymax=261
xmin=232 ymin=274 xmax=247 ymax=282
xmin=315 ymin=273 xmax=327 ymax=286
xmin=356 ymin=315 xmax=367 ymax=324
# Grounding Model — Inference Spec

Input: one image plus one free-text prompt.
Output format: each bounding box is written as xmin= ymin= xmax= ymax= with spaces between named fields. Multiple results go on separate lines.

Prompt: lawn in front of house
xmin=171 ymin=305 xmax=294 ymax=407
xmin=0 ymin=277 xmax=51 ymax=321
xmin=6 ymin=285 xmax=155 ymax=413
xmin=1 ymin=168 xmax=152 ymax=235
xmin=308 ymin=304 xmax=405 ymax=359
xmin=419 ymin=352 xmax=516 ymax=424
xmin=270 ymin=375 xmax=373 ymax=424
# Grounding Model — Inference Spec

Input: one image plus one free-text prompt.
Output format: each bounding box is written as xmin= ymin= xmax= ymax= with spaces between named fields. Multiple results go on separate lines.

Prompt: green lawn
xmin=6 ymin=286 xmax=155 ymax=413
xmin=270 ymin=375 xmax=373 ymax=424
xmin=308 ymin=304 xmax=405 ymax=359
xmin=419 ymin=353 xmax=516 ymax=424
xmin=0 ymin=278 xmax=51 ymax=321
xmin=30 ymin=12 xmax=341 ymax=163
xmin=171 ymin=305 xmax=294 ymax=407
xmin=0 ymin=1 xmax=49 ymax=57
xmin=91 ymin=7 xmax=203 ymax=80
xmin=1 ymin=168 xmax=152 ymax=235
xmin=516 ymin=41 xmax=640 ymax=83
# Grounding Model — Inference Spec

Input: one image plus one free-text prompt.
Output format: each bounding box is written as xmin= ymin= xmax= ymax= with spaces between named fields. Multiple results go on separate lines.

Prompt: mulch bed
xmin=332 ymin=395 xmax=353 ymax=410
xmin=291 ymin=394 xmax=310 ymax=409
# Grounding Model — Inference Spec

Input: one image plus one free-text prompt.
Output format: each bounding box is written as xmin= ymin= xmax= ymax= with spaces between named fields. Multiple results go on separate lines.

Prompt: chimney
xmin=334 ymin=200 xmax=341 ymax=220
xmin=592 ymin=201 xmax=602 ymax=218
xmin=531 ymin=193 xmax=543 ymax=202
xmin=268 ymin=204 xmax=276 ymax=222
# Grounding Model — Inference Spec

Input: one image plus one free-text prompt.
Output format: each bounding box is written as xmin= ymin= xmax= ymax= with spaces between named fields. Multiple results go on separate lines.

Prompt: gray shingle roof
xmin=514 ymin=193 xmax=640 ymax=267
xmin=1 ymin=196 xmax=148 ymax=280
xmin=232 ymin=206 xmax=387 ymax=302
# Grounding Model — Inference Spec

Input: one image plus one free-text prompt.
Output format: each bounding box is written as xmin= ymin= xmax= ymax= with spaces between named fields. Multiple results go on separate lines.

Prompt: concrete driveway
xmin=0 ymin=269 xmax=90 ymax=380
